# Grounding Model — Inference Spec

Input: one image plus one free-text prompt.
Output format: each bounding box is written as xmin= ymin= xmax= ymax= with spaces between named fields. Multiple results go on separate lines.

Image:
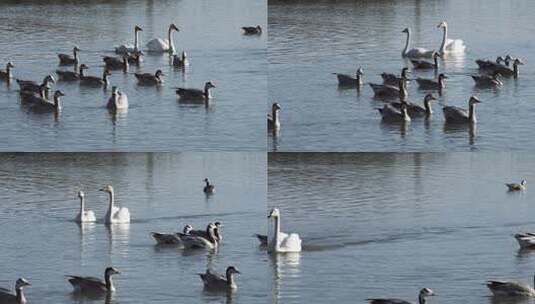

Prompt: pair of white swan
xmin=116 ymin=24 xmax=180 ymax=54
xmin=266 ymin=208 xmax=302 ymax=253
xmin=75 ymin=185 xmax=130 ymax=224
xmin=402 ymin=21 xmax=465 ymax=58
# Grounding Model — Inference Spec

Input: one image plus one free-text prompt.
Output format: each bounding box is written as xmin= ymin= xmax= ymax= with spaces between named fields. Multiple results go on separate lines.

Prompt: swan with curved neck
xmin=115 ymin=25 xmax=143 ymax=54
xmin=100 ymin=185 xmax=130 ymax=224
xmin=75 ymin=191 xmax=96 ymax=223
xmin=437 ymin=21 xmax=466 ymax=55
xmin=402 ymin=28 xmax=434 ymax=58
xmin=0 ymin=278 xmax=31 ymax=304
xmin=146 ymin=24 xmax=179 ymax=53
xmin=267 ymin=208 xmax=301 ymax=253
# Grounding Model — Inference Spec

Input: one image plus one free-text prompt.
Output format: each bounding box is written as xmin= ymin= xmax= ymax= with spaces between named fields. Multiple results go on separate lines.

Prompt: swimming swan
xmin=443 ymin=96 xmax=481 ymax=124
xmin=0 ymin=278 xmax=31 ymax=304
xmin=100 ymin=185 xmax=130 ymax=224
xmin=107 ymin=86 xmax=129 ymax=111
xmin=368 ymin=288 xmax=435 ymax=304
xmin=75 ymin=191 xmax=96 ymax=223
xmin=115 ymin=25 xmax=143 ymax=54
xmin=267 ymin=208 xmax=301 ymax=253
xmin=199 ymin=266 xmax=240 ymax=290
xmin=146 ymin=23 xmax=179 ymax=53
xmin=402 ymin=28 xmax=434 ymax=58
xmin=487 ymin=275 xmax=535 ymax=297
xmin=437 ymin=21 xmax=466 ymax=55
xmin=67 ymin=267 xmax=120 ymax=294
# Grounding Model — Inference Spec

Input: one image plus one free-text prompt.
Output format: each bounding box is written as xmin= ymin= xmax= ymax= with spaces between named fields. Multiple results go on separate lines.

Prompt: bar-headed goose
xmin=0 ymin=62 xmax=14 ymax=81
xmin=415 ymin=73 xmax=448 ymax=91
xmin=28 ymin=90 xmax=65 ymax=113
xmin=107 ymin=86 xmax=129 ymax=111
xmin=103 ymin=55 xmax=129 ymax=71
xmin=58 ymin=46 xmax=80 ymax=65
xmin=175 ymin=81 xmax=215 ymax=101
xmin=402 ymin=28 xmax=435 ymax=58
xmin=334 ymin=67 xmax=363 ymax=87
xmin=242 ymin=25 xmax=262 ymax=35
xmin=172 ymin=52 xmax=189 ymax=68
xmin=79 ymin=65 xmax=111 ymax=88
xmin=506 ymin=180 xmax=526 ymax=192
xmin=411 ymin=52 xmax=440 ymax=70
xmin=75 ymin=191 xmax=96 ymax=223
xmin=190 ymin=222 xmax=223 ymax=242
xmin=267 ymin=208 xmax=302 ymax=253
xmin=0 ymin=278 xmax=31 ymax=304
xmin=147 ymin=23 xmax=179 ymax=53
xmin=381 ymin=67 xmax=410 ymax=86
xmin=100 ymin=185 xmax=130 ymax=224
xmin=115 ymin=25 xmax=143 ymax=54
xmin=179 ymin=223 xmax=218 ymax=250
xmin=67 ymin=267 xmax=120 ymax=294
xmin=443 ymin=96 xmax=481 ymax=124
xmin=370 ymin=78 xmax=407 ymax=100
xmin=203 ymin=178 xmax=215 ymax=194
xmin=199 ymin=266 xmax=240 ymax=291
xmin=57 ymin=64 xmax=84 ymax=81
xmin=134 ymin=70 xmax=164 ymax=86
xmin=151 ymin=225 xmax=193 ymax=245
xmin=368 ymin=288 xmax=435 ymax=304
xmin=390 ymin=94 xmax=437 ymax=118
xmin=437 ymin=21 xmax=466 ymax=54
xmin=378 ymin=102 xmax=411 ymax=123
xmin=268 ymin=102 xmax=281 ymax=131
xmin=487 ymin=275 xmax=535 ymax=297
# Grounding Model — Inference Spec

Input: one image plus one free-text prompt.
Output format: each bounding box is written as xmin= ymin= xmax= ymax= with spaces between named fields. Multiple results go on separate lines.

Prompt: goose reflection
xmin=443 ymin=123 xmax=477 ymax=145
xmin=380 ymin=120 xmax=410 ymax=139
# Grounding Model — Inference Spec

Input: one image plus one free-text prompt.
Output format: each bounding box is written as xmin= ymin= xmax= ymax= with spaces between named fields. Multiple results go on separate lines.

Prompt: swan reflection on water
xmin=270 ymin=252 xmax=301 ymax=304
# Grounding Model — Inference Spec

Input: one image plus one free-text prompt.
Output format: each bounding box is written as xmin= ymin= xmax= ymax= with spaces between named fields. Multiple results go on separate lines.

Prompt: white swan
xmin=107 ymin=86 xmax=129 ymax=112
xmin=402 ymin=28 xmax=435 ymax=58
xmin=115 ymin=25 xmax=143 ymax=54
xmin=437 ymin=21 xmax=466 ymax=55
xmin=100 ymin=185 xmax=130 ymax=224
xmin=146 ymin=24 xmax=179 ymax=53
xmin=75 ymin=191 xmax=96 ymax=223
xmin=267 ymin=208 xmax=301 ymax=253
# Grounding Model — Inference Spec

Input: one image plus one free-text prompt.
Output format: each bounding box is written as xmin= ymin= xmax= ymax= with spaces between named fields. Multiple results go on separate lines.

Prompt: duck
xmin=368 ymin=288 xmax=435 ymax=304
xmin=381 ymin=67 xmax=410 ymax=86
xmin=100 ymin=185 xmax=130 ymax=224
xmin=199 ymin=266 xmax=240 ymax=291
xmin=103 ymin=55 xmax=129 ymax=71
xmin=378 ymin=102 xmax=411 ymax=123
xmin=0 ymin=278 xmax=31 ymax=304
xmin=134 ymin=70 xmax=164 ymax=86
xmin=203 ymin=178 xmax=215 ymax=194
xmin=58 ymin=46 xmax=80 ymax=65
xmin=56 ymin=64 xmax=84 ymax=81
xmin=491 ymin=58 xmax=524 ymax=78
xmin=437 ymin=21 xmax=466 ymax=54
xmin=28 ymin=90 xmax=65 ymax=113
xmin=175 ymin=81 xmax=216 ymax=101
xmin=390 ymin=93 xmax=437 ymax=118
xmin=190 ymin=222 xmax=223 ymax=242
xmin=476 ymin=56 xmax=504 ymax=70
xmin=411 ymin=52 xmax=440 ymax=70
xmin=146 ymin=23 xmax=179 ymax=53
xmin=506 ymin=180 xmax=526 ymax=192
xmin=115 ymin=25 xmax=143 ymax=54
xmin=443 ymin=96 xmax=481 ymax=124
xmin=334 ymin=67 xmax=363 ymax=87
xmin=472 ymin=73 xmax=503 ymax=87
xmin=415 ymin=73 xmax=448 ymax=91
xmin=267 ymin=208 xmax=302 ymax=253
xmin=242 ymin=25 xmax=262 ymax=35
xmin=515 ymin=233 xmax=535 ymax=249
xmin=79 ymin=65 xmax=111 ymax=87
xmin=0 ymin=62 xmax=14 ymax=81
xmin=107 ymin=86 xmax=129 ymax=111
xmin=67 ymin=267 xmax=120 ymax=294
xmin=268 ymin=102 xmax=281 ymax=131
xmin=487 ymin=275 xmax=535 ymax=297
xmin=17 ymin=75 xmax=55 ymax=98
xmin=179 ymin=223 xmax=218 ymax=250
xmin=75 ymin=191 xmax=96 ymax=223
xmin=369 ymin=77 xmax=407 ymax=100
xmin=151 ymin=224 xmax=193 ymax=245
xmin=172 ymin=52 xmax=189 ymax=68
xmin=401 ymin=28 xmax=435 ymax=58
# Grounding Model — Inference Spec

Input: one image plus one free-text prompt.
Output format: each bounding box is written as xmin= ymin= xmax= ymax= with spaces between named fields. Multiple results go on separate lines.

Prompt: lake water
xmin=0 ymin=153 xmax=268 ymax=303
xmin=268 ymin=153 xmax=535 ymax=304
xmin=268 ymin=0 xmax=535 ymax=151
xmin=0 ymin=0 xmax=266 ymax=151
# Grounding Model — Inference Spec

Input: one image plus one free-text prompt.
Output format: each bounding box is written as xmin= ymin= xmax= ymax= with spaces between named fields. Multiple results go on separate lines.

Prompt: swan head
xmin=424 ymin=93 xmax=437 ymax=103
xmin=105 ymin=267 xmax=120 ymax=276
xmin=268 ymin=208 xmax=280 ymax=218
xmin=15 ymin=278 xmax=31 ymax=289
xmin=226 ymin=266 xmax=240 ymax=275
xmin=54 ymin=90 xmax=65 ymax=98
xmin=78 ymin=191 xmax=85 ymax=199
xmin=272 ymin=102 xmax=281 ymax=111
xmin=134 ymin=25 xmax=143 ymax=32
xmin=402 ymin=28 xmax=410 ymax=34
xmin=99 ymin=185 xmax=114 ymax=193
xmin=170 ymin=23 xmax=180 ymax=32
xmin=437 ymin=21 xmax=447 ymax=28
xmin=183 ymin=224 xmax=193 ymax=234
xmin=7 ymin=62 xmax=14 ymax=68
xmin=356 ymin=67 xmax=364 ymax=76
xmin=521 ymin=180 xmax=527 ymax=186
xmin=419 ymin=288 xmax=435 ymax=297
xmin=469 ymin=96 xmax=481 ymax=105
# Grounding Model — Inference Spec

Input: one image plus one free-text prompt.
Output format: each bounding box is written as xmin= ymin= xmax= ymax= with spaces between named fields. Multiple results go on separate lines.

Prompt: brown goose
xmin=411 ymin=52 xmax=440 ymax=70
xmin=242 ymin=26 xmax=262 ymax=35
xmin=334 ymin=67 xmax=363 ymax=87
xmin=378 ymin=102 xmax=411 ymax=123
xmin=268 ymin=102 xmax=281 ymax=130
xmin=103 ymin=55 xmax=129 ymax=71
xmin=67 ymin=267 xmax=120 ymax=294
xmin=381 ymin=67 xmax=410 ymax=86
xmin=134 ymin=70 xmax=164 ymax=86
xmin=28 ymin=90 xmax=65 ymax=113
xmin=175 ymin=81 xmax=215 ymax=100
xmin=369 ymin=78 xmax=407 ymax=100
xmin=80 ymin=65 xmax=111 ymax=87
xmin=506 ymin=180 xmax=526 ymax=191
xmin=487 ymin=275 xmax=535 ymax=297
xmin=199 ymin=266 xmax=240 ymax=290
xmin=415 ymin=73 xmax=448 ymax=91
xmin=172 ymin=52 xmax=189 ymax=68
xmin=368 ymin=288 xmax=435 ymax=304
xmin=443 ymin=96 xmax=481 ymax=124
xmin=58 ymin=46 xmax=80 ymax=65
xmin=390 ymin=93 xmax=437 ymax=118
xmin=0 ymin=278 xmax=31 ymax=304
xmin=56 ymin=64 xmax=84 ymax=81
xmin=151 ymin=224 xmax=193 ymax=245
xmin=203 ymin=178 xmax=215 ymax=194
xmin=17 ymin=75 xmax=55 ymax=99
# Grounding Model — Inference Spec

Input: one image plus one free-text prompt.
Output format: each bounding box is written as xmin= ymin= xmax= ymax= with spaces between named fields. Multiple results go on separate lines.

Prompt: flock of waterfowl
xmin=267 ymin=21 xmax=525 ymax=132
xmin=0 ymin=24 xmax=262 ymax=115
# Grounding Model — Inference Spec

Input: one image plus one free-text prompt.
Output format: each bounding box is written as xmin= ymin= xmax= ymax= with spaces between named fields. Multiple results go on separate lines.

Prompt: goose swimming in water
xmin=20 ymin=83 xmax=49 ymax=104
xmin=151 ymin=224 xmax=193 ymax=245
xmin=506 ymin=180 xmax=526 ymax=192
xmin=268 ymin=102 xmax=281 ymax=131
xmin=100 ymin=185 xmax=130 ymax=224
xmin=0 ymin=62 xmax=14 ymax=81
xmin=515 ymin=232 xmax=535 ymax=249
xmin=381 ymin=67 xmax=410 ymax=86
xmin=75 ymin=191 xmax=96 ymax=223
xmin=134 ymin=70 xmax=164 ymax=86
xmin=367 ymin=288 xmax=435 ymax=304
xmin=411 ymin=52 xmax=441 ymax=70
xmin=203 ymin=178 xmax=215 ymax=194
xmin=415 ymin=73 xmax=448 ymax=91
xmin=268 ymin=208 xmax=302 ymax=253
xmin=402 ymin=28 xmax=435 ymax=58
xmin=58 ymin=46 xmax=80 ymax=65
xmin=172 ymin=52 xmax=189 ymax=68
xmin=199 ymin=266 xmax=240 ymax=291
xmin=476 ymin=56 xmax=504 ymax=70
xmin=146 ymin=23 xmax=179 ymax=53
xmin=115 ymin=25 xmax=143 ymax=54
xmin=103 ymin=55 xmax=129 ymax=71
xmin=67 ymin=267 xmax=120 ymax=294
xmin=17 ymin=75 xmax=55 ymax=98
xmin=334 ymin=67 xmax=363 ymax=87
xmin=179 ymin=223 xmax=218 ymax=250
xmin=443 ymin=96 xmax=481 ymax=124
xmin=437 ymin=21 xmax=466 ymax=54
xmin=370 ymin=78 xmax=407 ymax=100
xmin=390 ymin=94 xmax=437 ymax=118
xmin=107 ymin=86 xmax=129 ymax=111
xmin=378 ymin=102 xmax=411 ymax=123
xmin=28 ymin=90 xmax=65 ymax=113
xmin=175 ymin=81 xmax=216 ymax=101
xmin=487 ymin=275 xmax=535 ymax=297
xmin=79 ymin=65 xmax=111 ymax=88
xmin=472 ymin=73 xmax=503 ymax=87
xmin=242 ymin=25 xmax=262 ymax=35
xmin=190 ymin=222 xmax=223 ymax=242
xmin=56 ymin=64 xmax=84 ymax=81
xmin=491 ymin=58 xmax=524 ymax=78
xmin=0 ymin=278 xmax=31 ymax=304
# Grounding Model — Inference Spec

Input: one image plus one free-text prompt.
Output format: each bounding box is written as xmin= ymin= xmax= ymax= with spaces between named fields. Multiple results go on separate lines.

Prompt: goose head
xmin=181 ymin=51 xmax=187 ymax=60
xmin=78 ymin=191 xmax=85 ymax=199
xmin=214 ymin=221 xmax=223 ymax=229
xmin=54 ymin=90 xmax=65 ymax=99
xmin=73 ymin=46 xmax=80 ymax=53
xmin=15 ymin=278 xmax=31 ymax=290
xmin=204 ymin=178 xmax=210 ymax=183
xmin=437 ymin=21 xmax=447 ymax=28
xmin=356 ymin=67 xmax=364 ymax=76
xmin=256 ymin=25 xmax=262 ymax=32
xmin=155 ymin=70 xmax=164 ymax=78
xmin=105 ymin=267 xmax=121 ymax=277
xmin=401 ymin=67 xmax=410 ymax=78
xmin=402 ymin=28 xmax=410 ymax=34
xmin=469 ymin=96 xmax=481 ymax=105
xmin=204 ymin=81 xmax=216 ymax=90
xmin=513 ymin=58 xmax=524 ymax=66
xmin=419 ymin=288 xmax=435 ymax=297
xmin=424 ymin=93 xmax=437 ymax=103
xmin=433 ymin=52 xmax=441 ymax=60
xmin=504 ymin=55 xmax=513 ymax=66
xmin=44 ymin=74 xmax=56 ymax=84
xmin=226 ymin=266 xmax=241 ymax=275
xmin=80 ymin=64 xmax=89 ymax=71
xmin=272 ymin=102 xmax=281 ymax=112
xmin=170 ymin=23 xmax=180 ymax=32
xmin=134 ymin=25 xmax=143 ymax=32
xmin=438 ymin=73 xmax=448 ymax=81
xmin=521 ymin=180 xmax=527 ymax=186
xmin=268 ymin=208 xmax=280 ymax=218
xmin=99 ymin=184 xmax=114 ymax=194
xmin=6 ymin=62 xmax=14 ymax=69
xmin=183 ymin=224 xmax=193 ymax=234
xmin=496 ymin=56 xmax=504 ymax=64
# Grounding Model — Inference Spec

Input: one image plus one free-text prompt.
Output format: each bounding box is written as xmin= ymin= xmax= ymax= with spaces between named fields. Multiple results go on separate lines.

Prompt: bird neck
xmin=102 ymin=72 xmax=109 ymax=85
xmin=356 ymin=74 xmax=362 ymax=85
xmin=134 ymin=30 xmax=139 ymax=52
xmin=402 ymin=31 xmax=411 ymax=56
xmin=6 ymin=65 xmax=12 ymax=78
xmin=54 ymin=95 xmax=62 ymax=110
xmin=272 ymin=108 xmax=279 ymax=124
xmin=469 ymin=103 xmax=476 ymax=122
xmin=16 ymin=287 xmax=26 ymax=304
xmin=107 ymin=191 xmax=115 ymax=214
xmin=204 ymin=86 xmax=212 ymax=99
xmin=440 ymin=26 xmax=448 ymax=53
xmin=226 ymin=270 xmax=236 ymax=288
xmin=438 ymin=77 xmax=445 ymax=88
xmin=418 ymin=295 xmax=426 ymax=304
xmin=168 ymin=28 xmax=175 ymax=54
xmin=272 ymin=215 xmax=280 ymax=251
xmin=105 ymin=273 xmax=115 ymax=292
xmin=434 ymin=56 xmax=439 ymax=68
xmin=79 ymin=196 xmax=85 ymax=214
xmin=514 ymin=63 xmax=519 ymax=77
xmin=424 ymin=99 xmax=432 ymax=115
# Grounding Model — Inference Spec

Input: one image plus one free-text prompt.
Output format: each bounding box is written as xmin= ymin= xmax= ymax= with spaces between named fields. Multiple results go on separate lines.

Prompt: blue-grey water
xmin=268 ymin=0 xmax=535 ymax=151
xmin=0 ymin=0 xmax=266 ymax=151
xmin=268 ymin=153 xmax=535 ymax=304
xmin=0 ymin=153 xmax=268 ymax=303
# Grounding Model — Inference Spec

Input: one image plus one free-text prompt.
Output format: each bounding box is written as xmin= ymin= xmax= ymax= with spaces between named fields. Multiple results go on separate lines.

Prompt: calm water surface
xmin=269 ymin=153 xmax=535 ymax=304
xmin=0 ymin=0 xmax=266 ymax=151
xmin=0 ymin=153 xmax=267 ymax=303
xmin=269 ymin=0 xmax=535 ymax=151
